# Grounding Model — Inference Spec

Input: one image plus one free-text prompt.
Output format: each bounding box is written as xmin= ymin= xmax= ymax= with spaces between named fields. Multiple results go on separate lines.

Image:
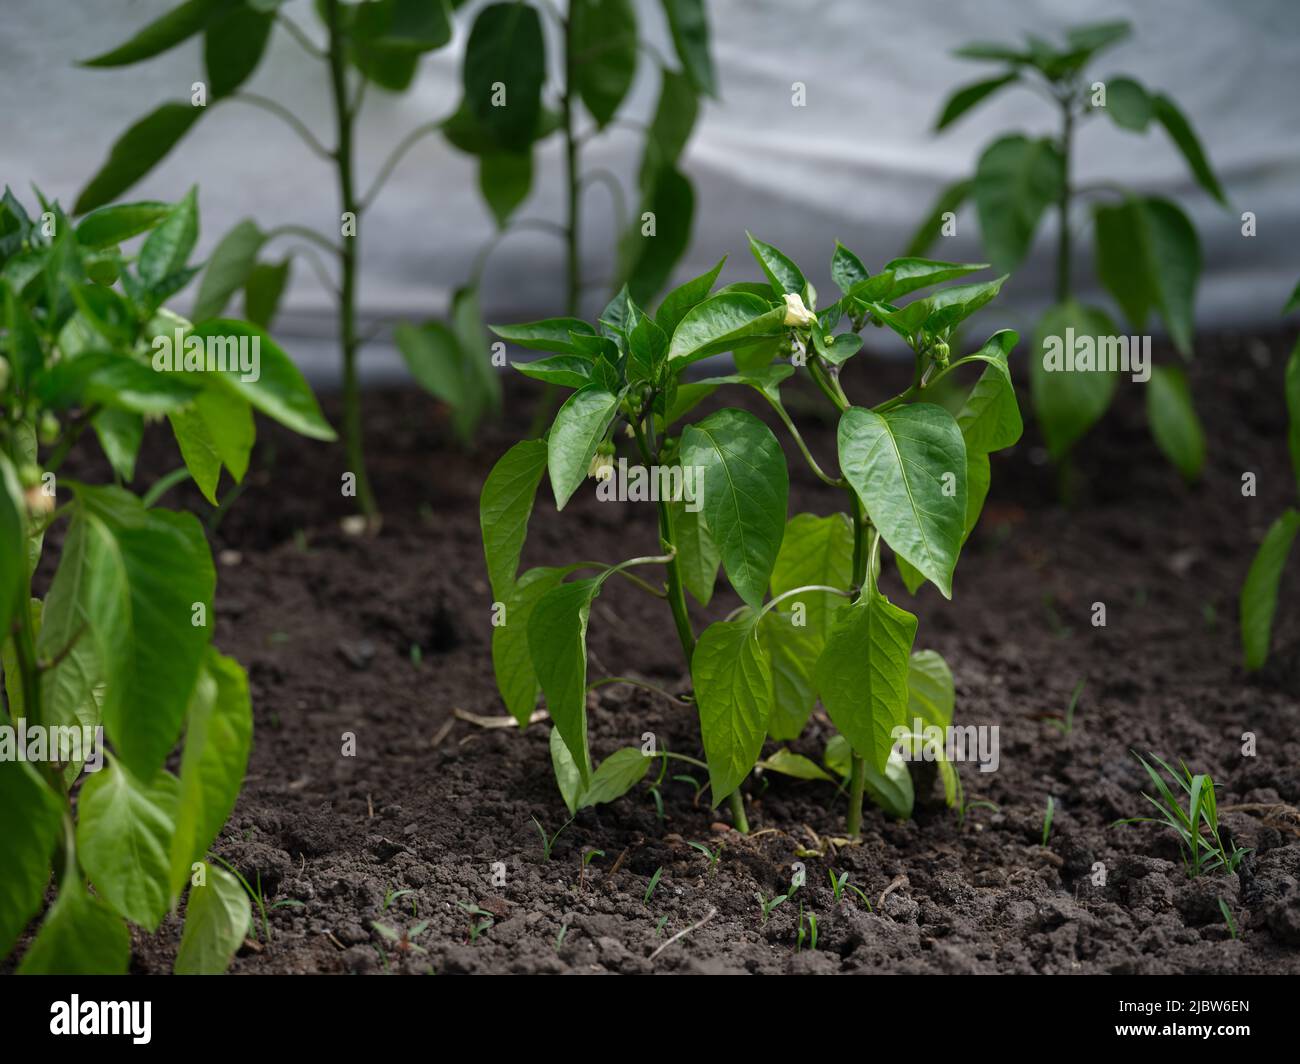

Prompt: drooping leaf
xmin=680 ymin=408 xmax=789 ymax=608
xmin=973 ymin=134 xmax=1064 ymax=271
xmin=17 ymin=881 xmax=130 ymax=975
xmin=0 ymin=757 xmax=63 ymax=958
xmin=1241 ymin=509 xmax=1299 ymax=671
xmin=693 ymin=615 xmax=772 ymax=801
xmin=480 ymin=439 xmax=548 ymax=598
xmin=621 ymin=166 xmax=695 ymax=305
xmin=904 ymin=179 xmax=972 ymax=259
xmin=204 ymin=3 xmax=274 ymax=98
xmin=955 ymin=328 xmax=1022 ymax=453
xmin=1146 ymin=365 xmax=1205 ymax=482
xmin=572 ymin=0 xmax=638 ymax=127
xmin=528 ymin=578 xmax=601 ymax=782
xmin=464 ymin=3 xmax=545 ymax=150
xmin=1152 ymin=93 xmax=1227 ymax=205
xmin=497 ymin=567 xmax=568 ymax=727
xmin=75 ymin=104 xmax=204 ymax=214
xmin=908 ymin=649 xmax=955 ymax=729
xmin=546 ymin=385 xmax=621 ymax=509
xmin=582 ymin=748 xmax=652 ymax=806
xmin=174 ymin=863 xmax=251 ymax=975
xmin=1030 ymin=301 xmax=1120 ymax=457
xmin=1102 ymin=75 xmax=1152 ymax=131
xmin=671 ymin=495 xmax=720 ymax=606
xmin=243 ymin=258 xmax=291 ymax=328
xmin=80 ymin=0 xmax=219 ymax=67
xmin=192 ymin=219 xmax=265 ymax=322
xmin=395 ymin=321 xmax=465 ymax=408
xmin=659 ymin=0 xmax=715 ymax=96
xmin=839 ymin=404 xmax=967 ymax=598
xmin=758 ymin=748 xmax=833 ymax=782
xmin=479 ymin=150 xmax=532 ymax=227
xmin=760 ymin=610 xmax=822 ymax=741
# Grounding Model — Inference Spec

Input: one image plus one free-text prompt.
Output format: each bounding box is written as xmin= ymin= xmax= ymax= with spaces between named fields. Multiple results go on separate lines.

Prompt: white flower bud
xmin=783 ymin=292 xmax=817 ymax=328
xmin=588 ymin=452 xmax=615 ymax=481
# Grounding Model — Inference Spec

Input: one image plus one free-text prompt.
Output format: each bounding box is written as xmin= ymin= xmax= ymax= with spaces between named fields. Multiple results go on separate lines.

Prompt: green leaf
xmin=621 ymin=166 xmax=695 ymax=305
xmin=80 ymin=0 xmax=219 ymax=67
xmin=815 ymin=587 xmax=917 ymax=772
xmin=193 ymin=220 xmax=265 ymax=322
xmin=760 ymin=610 xmax=822 ymax=741
xmin=511 ymin=355 xmax=591 ymax=389
xmin=550 ymin=726 xmax=585 ymax=814
xmin=547 ymin=385 xmax=621 ymax=510
xmin=189 ymin=320 xmax=337 ymax=440
xmin=627 ymin=303 xmax=669 ymax=384
xmin=77 ymin=760 xmax=179 ymax=930
xmin=747 ymin=232 xmax=805 ymax=296
xmin=955 ymin=329 xmax=1022 ymax=453
xmin=904 ymin=179 xmax=972 ymax=259
xmin=908 ymin=649 xmax=954 ymax=729
xmin=758 ymin=748 xmax=833 ymax=782
xmin=480 ymin=151 xmax=532 ymax=227
xmin=94 ymin=408 xmax=145 ymax=483
xmin=204 ymin=4 xmax=274 ymax=98
xmin=935 ymin=72 xmax=1018 ymax=131
xmin=655 ymin=256 xmax=725 ymax=333
xmin=680 ymin=408 xmax=789 ymax=608
xmin=1241 ymin=509 xmax=1299 ymax=671
xmin=0 ymin=757 xmax=63 ymax=958
xmin=1152 ymin=93 xmax=1227 ymax=205
xmin=528 ymin=578 xmax=601 ymax=782
xmin=139 ymin=187 xmax=199 ymax=290
xmin=572 ymin=0 xmax=638 ymax=127
xmin=75 ymin=202 xmax=173 ymax=249
xmin=693 ymin=615 xmax=772 ymax=801
xmin=582 ymin=747 xmax=652 ymax=806
xmin=481 ymin=439 xmax=548 ymax=598
xmin=973 ymin=134 xmax=1064 ymax=271
xmin=862 ymin=749 xmax=915 ymax=819
xmin=884 ymin=257 xmax=989 ymax=301
xmin=839 ymin=404 xmax=967 ymax=598
xmin=671 ymin=495 xmax=720 ymax=605
xmin=17 ymin=881 xmax=130 ymax=975
xmin=75 ymin=489 xmax=215 ymax=779
xmin=922 ymin=275 xmax=1008 ymax=333
xmin=1066 ymin=20 xmax=1132 ymax=56
xmin=639 ymin=65 xmax=699 ymax=188
xmin=168 ymin=649 xmax=252 ymax=896
xmin=4 ymin=281 xmax=43 ymax=388
xmin=667 ymin=292 xmax=785 ymax=365
xmin=464 ymin=3 xmax=545 ymax=149
xmin=1146 ymin=365 xmax=1205 ymax=481
xmin=450 ymin=285 xmax=502 ymax=434
xmin=243 ymin=258 xmax=291 ymax=328
xmin=174 ymin=863 xmax=250 ymax=974
xmin=0 ymin=454 xmax=24 ymax=645
xmin=769 ymin=512 xmax=853 ymax=648
xmin=75 ymin=100 xmax=203 ymax=212
xmin=659 ymin=0 xmax=715 ymax=96
xmin=1287 ymin=338 xmax=1300 ymax=493
xmin=1102 ymin=76 xmax=1152 ymax=131
xmin=491 ymin=317 xmax=597 ymax=355
xmin=1030 ymin=301 xmax=1120 ymax=457
xmin=497 ymin=567 xmax=567 ymax=726
xmin=395 ymin=321 xmax=465 ymax=407
xmin=830 ymin=242 xmax=869 ymax=295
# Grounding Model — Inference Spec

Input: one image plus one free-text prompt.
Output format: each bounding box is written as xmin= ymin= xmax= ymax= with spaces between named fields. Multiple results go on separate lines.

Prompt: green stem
xmin=728 ymin=790 xmax=750 ymax=834
xmin=1056 ymin=100 xmax=1073 ymax=304
xmin=325 ymin=0 xmax=378 ymax=522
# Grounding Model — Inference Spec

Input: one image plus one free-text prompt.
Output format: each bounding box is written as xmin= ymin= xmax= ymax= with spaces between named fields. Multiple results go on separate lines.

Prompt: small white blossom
xmin=783 ymin=292 xmax=816 ymax=327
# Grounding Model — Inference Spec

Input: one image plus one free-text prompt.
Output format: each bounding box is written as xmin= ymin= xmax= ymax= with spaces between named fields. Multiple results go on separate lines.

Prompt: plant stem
xmin=846 ymin=755 xmax=867 ymax=838
xmin=325 ymin=0 xmax=378 ymax=522
xmin=1056 ymin=99 xmax=1073 ymax=304
xmin=727 ymin=791 xmax=749 ymax=834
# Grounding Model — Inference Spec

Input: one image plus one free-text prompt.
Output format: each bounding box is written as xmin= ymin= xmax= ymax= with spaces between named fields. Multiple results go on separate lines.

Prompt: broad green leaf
xmin=922 ymin=275 xmax=1008 ymax=333
xmin=189 ymin=320 xmax=336 ymax=440
xmin=659 ymin=0 xmax=715 ymax=96
xmin=582 ymin=747 xmax=652 ymax=806
xmin=5 ymin=281 xmax=44 ymax=387
xmin=0 ymin=757 xmax=63 ymax=958
xmin=17 ymin=881 xmax=130 ymax=975
xmin=830 ymin=242 xmax=869 ymax=295
xmin=655 ymin=256 xmax=725 ymax=333
xmin=862 ymin=749 xmax=915 ymax=819
xmin=491 ymin=317 xmax=597 ymax=355
xmin=1102 ymin=76 xmax=1152 ymax=131
xmin=511 ymin=355 xmax=591 ymax=389
xmin=495 ymin=567 xmax=567 ymax=726
xmin=75 ymin=103 xmax=205 ymax=215
xmin=680 ymin=408 xmax=789 ymax=607
xmin=621 ymin=166 xmax=695 ymax=305
xmin=550 ymin=725 xmax=585 ymax=814
xmin=464 ymin=3 xmax=545 ymax=149
xmin=1241 ymin=508 xmax=1299 ymax=671
xmin=547 ymin=385 xmax=621 ymax=510
xmin=973 ymin=135 xmax=1064 ymax=271
xmin=395 ymin=321 xmax=465 ymax=407
xmin=351 ymin=0 xmax=453 ymax=52
xmin=480 ymin=150 xmax=532 ymax=227
xmin=1140 ymin=198 xmax=1200 ymax=357
xmin=243 ymin=258 xmax=291 ymax=328
xmin=638 ymin=65 xmax=699 ymax=189
xmin=1031 ymin=301 xmax=1120 ymax=457
xmin=77 ymin=761 xmax=180 ymax=930
xmin=481 ymin=439 xmax=548 ymax=598
xmin=528 ymin=578 xmax=601 ymax=781
xmin=747 ymin=232 xmax=805 ymax=296
xmin=769 ymin=512 xmax=853 ymax=647
xmin=883 ymin=257 xmax=988 ymax=301
xmin=955 ymin=329 xmax=1022 ymax=453
xmin=75 ymin=202 xmax=172 ymax=248
xmin=572 ymin=0 xmax=637 ymax=127
xmin=204 ymin=4 xmax=274 ymax=98
xmin=1152 ymin=93 xmax=1226 ymax=205
xmin=667 ymin=292 xmax=784 ymax=365
xmin=193 ymin=220 xmax=265 ymax=322
xmin=76 ymin=489 xmax=215 ymax=779
xmin=814 ymin=588 xmax=917 ymax=771
xmin=904 ymin=179 xmax=972 ymax=259
xmin=839 ymin=404 xmax=967 ymax=598
xmin=80 ymin=0 xmax=218 ymax=67
xmin=672 ymin=495 xmax=720 ymax=606
xmin=138 ymin=187 xmax=199 ymax=289
xmin=693 ymin=615 xmax=772 ymax=801
xmin=168 ymin=649 xmax=252 ymax=896
xmin=935 ymin=72 xmax=1018 ymax=131
xmin=760 ymin=610 xmax=822 ymax=741
xmin=93 ymin=408 xmax=144 ymax=483
xmin=627 ymin=303 xmax=669 ymax=384
xmin=1094 ymin=198 xmax=1152 ymax=329
xmin=196 ymin=386 xmax=254 ymax=483
xmin=758 ymin=748 xmax=833 ymax=782
xmin=1146 ymin=365 xmax=1204 ymax=481
xmin=174 ymin=863 xmax=250 ymax=974
xmin=908 ymin=649 xmax=955 ymax=729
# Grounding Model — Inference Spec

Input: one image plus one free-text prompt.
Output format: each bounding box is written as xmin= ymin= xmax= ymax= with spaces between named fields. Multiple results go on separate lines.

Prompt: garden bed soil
xmin=40 ymin=331 xmax=1300 ymax=974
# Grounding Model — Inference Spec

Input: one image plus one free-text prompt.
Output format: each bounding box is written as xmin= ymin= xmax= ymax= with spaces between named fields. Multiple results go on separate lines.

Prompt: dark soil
xmin=46 ymin=331 xmax=1300 ymax=974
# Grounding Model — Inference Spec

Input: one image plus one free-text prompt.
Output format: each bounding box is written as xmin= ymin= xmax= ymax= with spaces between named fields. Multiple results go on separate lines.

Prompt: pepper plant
xmin=481 ymin=233 xmax=1022 ymax=836
xmin=1239 ymin=284 xmax=1300 ymax=670
xmin=0 ymin=187 xmax=335 ymax=973
xmin=909 ymin=19 xmax=1224 ymax=483
xmin=76 ymin=0 xmax=491 ymax=524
